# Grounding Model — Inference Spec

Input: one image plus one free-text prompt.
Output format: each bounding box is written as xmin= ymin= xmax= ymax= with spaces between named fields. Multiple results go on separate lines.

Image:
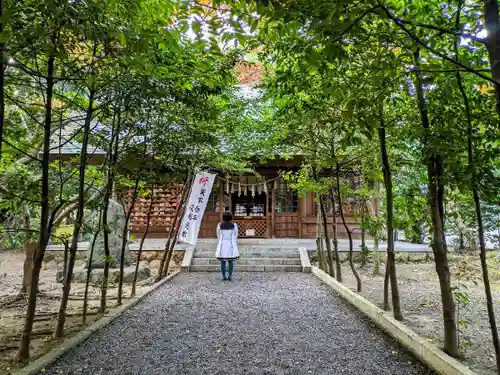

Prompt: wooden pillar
xmin=298 ymin=195 xmax=306 ymax=239
xmin=218 ymin=177 xmax=224 ymax=222
xmin=271 ymin=186 xmax=276 ymax=238
xmin=265 ymin=190 xmax=270 ymax=238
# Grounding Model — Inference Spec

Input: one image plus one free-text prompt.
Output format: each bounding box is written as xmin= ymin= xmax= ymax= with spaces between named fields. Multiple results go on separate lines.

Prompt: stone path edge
xmin=181 ymin=247 xmax=194 ymax=272
xmin=12 ymin=270 xmax=181 ymax=375
xmin=312 ymin=266 xmax=477 ymax=375
xmin=298 ymin=247 xmax=311 ymax=273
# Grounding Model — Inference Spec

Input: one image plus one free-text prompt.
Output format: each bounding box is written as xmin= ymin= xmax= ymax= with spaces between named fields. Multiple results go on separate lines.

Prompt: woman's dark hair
xmin=222 ymin=211 xmax=233 ymax=222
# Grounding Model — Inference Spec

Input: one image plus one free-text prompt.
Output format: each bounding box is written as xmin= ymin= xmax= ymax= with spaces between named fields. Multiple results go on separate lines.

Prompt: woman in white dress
xmin=215 ymin=212 xmax=239 ymax=281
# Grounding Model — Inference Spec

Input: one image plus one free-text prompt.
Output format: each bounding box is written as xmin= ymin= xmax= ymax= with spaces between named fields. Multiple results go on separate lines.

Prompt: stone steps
xmin=195 ymin=246 xmax=302 ymax=251
xmin=193 ymin=250 xmax=299 ymax=258
xmin=190 ymin=264 xmax=303 ymax=272
xmin=191 ymin=258 xmax=301 ymax=266
xmin=187 ymin=246 xmax=305 ymax=273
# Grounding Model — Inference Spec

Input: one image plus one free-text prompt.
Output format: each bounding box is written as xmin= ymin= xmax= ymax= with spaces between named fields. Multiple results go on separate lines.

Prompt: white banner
xmin=178 ymin=171 xmax=216 ymax=245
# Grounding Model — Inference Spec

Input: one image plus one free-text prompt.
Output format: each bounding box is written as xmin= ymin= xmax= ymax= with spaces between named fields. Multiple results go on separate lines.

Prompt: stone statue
xmin=86 ymin=199 xmax=132 ymax=268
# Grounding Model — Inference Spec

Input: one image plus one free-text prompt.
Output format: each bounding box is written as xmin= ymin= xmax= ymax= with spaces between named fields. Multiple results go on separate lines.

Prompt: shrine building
xmin=127 ymin=156 xmax=363 ymax=240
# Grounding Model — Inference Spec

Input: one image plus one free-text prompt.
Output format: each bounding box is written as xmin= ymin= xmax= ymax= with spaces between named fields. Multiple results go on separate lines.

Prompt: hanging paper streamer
xmin=238 ymin=182 xmax=241 ymax=197
xmin=263 ymin=181 xmax=268 ymax=193
xmin=257 ymin=184 xmax=262 ymax=195
xmin=231 ymin=183 xmax=235 ymax=194
xmin=226 ymin=178 xmax=229 ymax=194
xmin=251 ymin=185 xmax=255 ymax=197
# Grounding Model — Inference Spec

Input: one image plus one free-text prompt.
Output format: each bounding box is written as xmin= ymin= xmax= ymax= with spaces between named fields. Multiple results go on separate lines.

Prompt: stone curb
xmin=13 ymin=270 xmax=181 ymax=375
xmin=298 ymin=247 xmax=311 ymax=273
xmin=312 ymin=267 xmax=478 ymax=375
xmin=181 ymin=248 xmax=194 ymax=272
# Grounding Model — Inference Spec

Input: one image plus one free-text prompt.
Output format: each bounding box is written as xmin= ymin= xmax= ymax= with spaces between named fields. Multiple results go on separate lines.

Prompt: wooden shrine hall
xmin=128 ymin=157 xmax=362 ymax=239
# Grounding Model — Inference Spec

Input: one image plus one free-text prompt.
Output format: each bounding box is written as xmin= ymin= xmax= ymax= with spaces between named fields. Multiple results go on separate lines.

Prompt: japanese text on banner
xmin=178 ymin=172 xmax=216 ymax=245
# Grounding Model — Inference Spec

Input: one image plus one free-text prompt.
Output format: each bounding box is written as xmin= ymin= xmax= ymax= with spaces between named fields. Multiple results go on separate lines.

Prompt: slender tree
xmin=55 ymin=88 xmax=96 ymax=338
xmin=454 ymin=2 xmax=500 ymax=369
xmin=328 ymin=188 xmax=342 ymax=281
xmin=18 ymin=54 xmax=55 ymax=362
xmin=312 ymin=166 xmax=335 ymax=278
xmin=117 ymin=177 xmax=139 ymax=305
xmin=83 ymin=208 xmax=102 ymax=324
xmin=132 ymin=186 xmax=155 ymax=297
xmin=158 ymin=174 xmax=192 ymax=280
xmin=315 ymin=201 xmax=327 ymax=272
xmin=378 ymin=103 xmax=402 ymax=320
xmin=100 ymin=105 xmax=121 ymax=314
xmin=413 ymin=48 xmax=459 ymax=357
xmin=336 ymin=163 xmax=361 ymax=292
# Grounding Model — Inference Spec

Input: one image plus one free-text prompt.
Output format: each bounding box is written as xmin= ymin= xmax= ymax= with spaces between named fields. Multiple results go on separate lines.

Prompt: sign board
xmin=245 ymin=229 xmax=255 ymax=237
xmin=178 ymin=171 xmax=216 ymax=246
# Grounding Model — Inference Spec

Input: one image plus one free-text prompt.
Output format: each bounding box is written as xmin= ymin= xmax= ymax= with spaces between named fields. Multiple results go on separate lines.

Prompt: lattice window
xmin=207 ymin=192 xmax=218 ymax=212
xmin=234 ymin=220 xmax=267 ymax=237
xmin=271 ymin=190 xmax=298 ymax=213
xmin=206 ymin=179 xmax=221 ymax=212
xmin=323 ymin=195 xmax=361 ymax=216
xmin=323 ymin=195 xmax=339 ymax=216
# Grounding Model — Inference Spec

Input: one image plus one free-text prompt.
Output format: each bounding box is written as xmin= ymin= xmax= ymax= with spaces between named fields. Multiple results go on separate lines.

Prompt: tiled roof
xmin=46 ymin=116 xmax=107 ymax=157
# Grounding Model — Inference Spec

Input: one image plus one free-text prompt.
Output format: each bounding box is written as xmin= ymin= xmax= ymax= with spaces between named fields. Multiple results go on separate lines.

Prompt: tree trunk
xmin=18 ymin=55 xmax=55 ymax=362
xmin=311 ymin=168 xmax=335 ymax=278
xmin=100 ymin=107 xmax=120 ymax=314
xmin=373 ymin=236 xmax=380 ymax=275
xmin=378 ymin=108 xmax=403 ymax=321
xmin=329 ymin=188 xmax=342 ymax=281
xmin=483 ymin=0 xmax=500 ymax=120
xmin=383 ymin=261 xmax=390 ymax=310
xmin=459 ymin=232 xmax=465 ymax=251
xmin=21 ymin=203 xmax=33 ymax=295
xmin=55 ymin=91 xmax=95 ymax=338
xmin=162 ymin=181 xmax=192 ymax=278
xmin=158 ymin=175 xmax=191 ymax=280
xmin=315 ymin=202 xmax=327 ymax=271
xmin=336 ymin=164 xmax=361 ymax=292
xmin=318 ymin=195 xmax=335 ymax=278
xmin=316 ymin=236 xmax=326 ymax=271
xmin=132 ymin=187 xmax=155 ymax=297
xmin=83 ymin=210 xmax=102 ymax=325
xmin=21 ymin=243 xmax=35 ymax=295
xmin=366 ymin=198 xmax=381 ymax=275
xmin=0 ymin=0 xmax=5 ymax=161
xmin=117 ymin=178 xmax=140 ymax=306
xmin=62 ymin=239 xmax=69 ymax=281
xmin=474 ymin=190 xmax=500 ymax=372
xmin=413 ymin=48 xmax=459 ymax=357
xmin=361 ymin=203 xmax=366 ymax=250
xmin=162 ymin=223 xmax=181 ymax=277
xmin=454 ymin=10 xmax=500 ymax=367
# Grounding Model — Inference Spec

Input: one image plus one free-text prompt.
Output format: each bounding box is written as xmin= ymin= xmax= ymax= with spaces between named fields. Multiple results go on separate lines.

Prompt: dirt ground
xmin=0 ymin=249 xmax=182 ymax=375
xmin=321 ymin=252 xmax=500 ymax=375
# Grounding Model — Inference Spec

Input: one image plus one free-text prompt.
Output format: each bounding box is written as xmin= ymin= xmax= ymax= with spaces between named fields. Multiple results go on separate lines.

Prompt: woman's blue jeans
xmin=220 ymin=260 xmax=234 ymax=279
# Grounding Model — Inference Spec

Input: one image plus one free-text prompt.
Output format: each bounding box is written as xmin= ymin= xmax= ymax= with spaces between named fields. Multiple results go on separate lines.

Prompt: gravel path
xmin=40 ymin=273 xmax=433 ymax=375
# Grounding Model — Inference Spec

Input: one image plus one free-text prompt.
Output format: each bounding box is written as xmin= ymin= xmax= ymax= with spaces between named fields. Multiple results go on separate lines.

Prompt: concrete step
xmin=190 ymin=264 xmax=302 ymax=272
xmin=195 ymin=246 xmax=301 ymax=252
xmin=191 ymin=258 xmax=302 ymax=266
xmin=194 ymin=250 xmax=299 ymax=259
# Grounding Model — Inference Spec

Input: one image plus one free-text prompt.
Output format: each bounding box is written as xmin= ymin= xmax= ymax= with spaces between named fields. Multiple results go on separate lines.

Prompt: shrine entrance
xmin=231 ymin=191 xmax=268 ymax=238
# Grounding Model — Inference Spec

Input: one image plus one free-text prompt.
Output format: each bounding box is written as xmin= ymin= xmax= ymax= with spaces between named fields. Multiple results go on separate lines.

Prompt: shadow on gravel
xmin=40 ymin=273 xmax=435 ymax=375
